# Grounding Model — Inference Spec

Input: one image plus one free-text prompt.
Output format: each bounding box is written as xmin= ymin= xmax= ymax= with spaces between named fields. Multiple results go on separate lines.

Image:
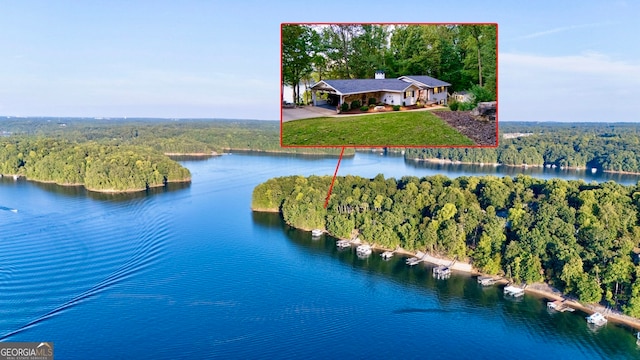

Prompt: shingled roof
xmin=316 ymin=79 xmax=415 ymax=95
xmin=311 ymin=75 xmax=450 ymax=95
xmin=399 ymin=75 xmax=451 ymax=87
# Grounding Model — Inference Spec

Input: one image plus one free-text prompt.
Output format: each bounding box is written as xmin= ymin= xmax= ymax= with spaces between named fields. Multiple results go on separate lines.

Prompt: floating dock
xmin=503 ymin=285 xmax=525 ymax=297
xmin=433 ymin=265 xmax=451 ymax=276
xmin=547 ymin=300 xmax=575 ymax=312
xmin=336 ymin=240 xmax=351 ymax=249
xmin=356 ymin=244 xmax=372 ymax=256
xmin=381 ymin=251 xmax=394 ymax=260
xmin=586 ymin=312 xmax=607 ymax=326
xmin=406 ymin=251 xmax=426 ymax=266
xmin=433 ymin=265 xmax=451 ymax=279
xmin=477 ymin=276 xmax=497 ymax=286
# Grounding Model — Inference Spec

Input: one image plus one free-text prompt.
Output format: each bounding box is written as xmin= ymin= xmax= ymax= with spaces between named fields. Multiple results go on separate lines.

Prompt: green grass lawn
xmin=282 ymin=110 xmax=475 ymax=146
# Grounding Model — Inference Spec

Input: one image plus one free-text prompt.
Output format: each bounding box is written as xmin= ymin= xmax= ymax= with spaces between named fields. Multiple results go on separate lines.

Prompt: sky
xmin=0 ymin=0 xmax=639 ymax=122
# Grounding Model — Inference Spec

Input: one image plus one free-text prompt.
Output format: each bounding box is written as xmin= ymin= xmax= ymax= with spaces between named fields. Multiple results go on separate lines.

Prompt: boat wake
xmin=0 ymin=200 xmax=170 ymax=341
xmin=0 ymin=206 xmax=17 ymax=213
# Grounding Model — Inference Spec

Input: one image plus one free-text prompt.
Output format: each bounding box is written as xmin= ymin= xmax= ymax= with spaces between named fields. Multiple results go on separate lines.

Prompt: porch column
xmin=312 ymin=90 xmax=316 ymax=106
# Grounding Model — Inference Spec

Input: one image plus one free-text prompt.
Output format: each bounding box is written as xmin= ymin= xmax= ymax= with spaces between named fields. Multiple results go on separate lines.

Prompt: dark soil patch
xmin=431 ymin=111 xmax=497 ymax=146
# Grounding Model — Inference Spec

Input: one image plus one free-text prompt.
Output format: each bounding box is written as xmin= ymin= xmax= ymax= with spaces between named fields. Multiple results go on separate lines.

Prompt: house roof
xmin=311 ymin=75 xmax=450 ymax=95
xmin=312 ymin=79 xmax=416 ymax=95
xmin=399 ymin=75 xmax=451 ymax=88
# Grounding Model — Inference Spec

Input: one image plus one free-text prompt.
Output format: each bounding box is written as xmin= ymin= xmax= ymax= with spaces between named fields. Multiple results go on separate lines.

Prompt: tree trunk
xmin=477 ymin=43 xmax=482 ymax=87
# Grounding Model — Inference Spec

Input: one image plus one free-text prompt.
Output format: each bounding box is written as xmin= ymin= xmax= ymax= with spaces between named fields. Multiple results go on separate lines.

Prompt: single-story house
xmin=309 ymin=71 xmax=450 ymax=108
xmin=451 ymin=90 xmax=472 ymax=103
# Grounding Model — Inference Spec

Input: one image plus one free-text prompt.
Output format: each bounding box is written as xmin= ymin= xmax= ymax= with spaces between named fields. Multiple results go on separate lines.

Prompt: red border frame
xmin=280 ymin=22 xmax=498 ymax=149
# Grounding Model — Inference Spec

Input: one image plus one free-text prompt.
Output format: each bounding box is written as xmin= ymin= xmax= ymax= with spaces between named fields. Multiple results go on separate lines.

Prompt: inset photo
xmin=281 ymin=23 xmax=497 ymax=147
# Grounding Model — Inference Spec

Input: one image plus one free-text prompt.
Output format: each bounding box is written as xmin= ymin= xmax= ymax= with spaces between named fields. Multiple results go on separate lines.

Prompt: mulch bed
xmin=431 ymin=111 xmax=497 ymax=146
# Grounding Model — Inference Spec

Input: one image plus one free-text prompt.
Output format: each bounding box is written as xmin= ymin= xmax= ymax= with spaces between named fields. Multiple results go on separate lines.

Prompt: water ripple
xmin=0 ymin=196 xmax=170 ymax=340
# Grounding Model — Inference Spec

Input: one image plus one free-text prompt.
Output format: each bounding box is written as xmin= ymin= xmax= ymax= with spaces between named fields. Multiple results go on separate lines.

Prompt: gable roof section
xmin=311 ymin=79 xmax=416 ymax=95
xmin=399 ymin=75 xmax=451 ymax=88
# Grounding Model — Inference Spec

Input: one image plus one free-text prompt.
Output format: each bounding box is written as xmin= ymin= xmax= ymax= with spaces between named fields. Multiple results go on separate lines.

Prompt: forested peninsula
xmin=0 ymin=138 xmax=191 ymax=192
xmin=406 ymin=122 xmax=640 ymax=174
xmin=253 ymin=174 xmax=640 ymax=318
xmin=0 ymin=118 xmax=351 ymax=193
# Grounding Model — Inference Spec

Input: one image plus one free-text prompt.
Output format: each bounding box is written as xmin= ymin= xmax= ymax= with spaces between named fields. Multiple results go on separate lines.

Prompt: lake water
xmin=1 ymin=152 xmax=639 ymax=359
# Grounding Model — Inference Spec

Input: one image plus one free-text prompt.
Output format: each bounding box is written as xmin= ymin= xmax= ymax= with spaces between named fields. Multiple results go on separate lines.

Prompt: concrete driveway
xmin=282 ymin=106 xmax=336 ymax=122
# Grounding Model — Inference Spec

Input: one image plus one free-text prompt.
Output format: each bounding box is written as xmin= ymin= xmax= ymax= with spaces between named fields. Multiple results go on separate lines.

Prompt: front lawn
xmin=282 ymin=110 xmax=475 ymax=146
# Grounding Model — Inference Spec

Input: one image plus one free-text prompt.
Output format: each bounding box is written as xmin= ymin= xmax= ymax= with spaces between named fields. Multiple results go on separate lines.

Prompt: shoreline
xmin=252 ymin=207 xmax=640 ymax=331
xmin=1 ymin=173 xmax=191 ymax=194
xmin=408 ymin=157 xmax=640 ymax=175
xmin=164 ymin=151 xmax=219 ymax=157
xmin=224 ymin=148 xmax=354 ymax=157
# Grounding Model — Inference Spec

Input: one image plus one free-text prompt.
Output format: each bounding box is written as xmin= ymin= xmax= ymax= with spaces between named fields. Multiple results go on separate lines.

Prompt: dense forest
xmin=406 ymin=122 xmax=640 ymax=173
xmin=0 ymin=118 xmax=353 ymax=192
xmin=0 ymin=137 xmax=191 ymax=192
xmin=282 ymin=24 xmax=496 ymax=104
xmin=253 ymin=174 xmax=640 ymax=317
xmin=0 ymin=118 xmax=351 ymax=156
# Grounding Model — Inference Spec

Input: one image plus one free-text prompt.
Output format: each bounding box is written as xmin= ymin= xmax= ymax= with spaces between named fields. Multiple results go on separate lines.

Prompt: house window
xmin=404 ymin=90 xmax=414 ymax=98
xmin=434 ymin=87 xmax=439 ymax=94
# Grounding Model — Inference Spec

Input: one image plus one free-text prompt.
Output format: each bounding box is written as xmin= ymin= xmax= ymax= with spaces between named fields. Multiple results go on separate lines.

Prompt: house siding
xmin=432 ymin=89 xmax=448 ymax=104
xmin=381 ymin=93 xmax=402 ymax=106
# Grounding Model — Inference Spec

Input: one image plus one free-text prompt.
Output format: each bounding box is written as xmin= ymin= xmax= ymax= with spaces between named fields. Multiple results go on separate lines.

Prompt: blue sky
xmin=0 ymin=0 xmax=638 ymax=121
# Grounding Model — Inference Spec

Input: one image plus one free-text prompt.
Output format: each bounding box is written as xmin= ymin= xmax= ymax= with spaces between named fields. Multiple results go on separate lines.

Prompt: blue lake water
xmin=1 ymin=152 xmax=639 ymax=359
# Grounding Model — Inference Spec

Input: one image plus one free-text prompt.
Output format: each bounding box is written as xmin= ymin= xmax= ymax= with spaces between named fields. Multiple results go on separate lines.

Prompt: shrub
xmin=459 ymin=102 xmax=476 ymax=111
xmin=368 ymin=104 xmax=375 ymax=109
xmin=392 ymin=105 xmax=401 ymax=111
xmin=469 ymin=84 xmax=495 ymax=104
xmin=350 ymin=100 xmax=361 ymax=110
xmin=360 ymin=105 xmax=369 ymax=112
xmin=340 ymin=102 xmax=349 ymax=112
xmin=368 ymin=98 xmax=377 ymax=105
xmin=449 ymin=101 xmax=459 ymax=111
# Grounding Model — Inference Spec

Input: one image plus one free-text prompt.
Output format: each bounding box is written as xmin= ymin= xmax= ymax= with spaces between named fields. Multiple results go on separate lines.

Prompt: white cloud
xmin=516 ymin=23 xmax=607 ymax=40
xmin=499 ymin=52 xmax=640 ymax=122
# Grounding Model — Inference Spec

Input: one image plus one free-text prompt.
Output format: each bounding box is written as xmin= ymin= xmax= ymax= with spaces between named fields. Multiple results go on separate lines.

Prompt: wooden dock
xmin=547 ymin=300 xmax=575 ymax=313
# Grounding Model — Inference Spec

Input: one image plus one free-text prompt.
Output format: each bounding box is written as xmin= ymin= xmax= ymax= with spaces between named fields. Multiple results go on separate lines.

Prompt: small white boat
xmin=586 ymin=312 xmax=607 ymax=326
xmin=356 ymin=244 xmax=372 ymax=256
xmin=311 ymin=229 xmax=323 ymax=237
xmin=381 ymin=251 xmax=394 ymax=260
xmin=406 ymin=257 xmax=421 ymax=266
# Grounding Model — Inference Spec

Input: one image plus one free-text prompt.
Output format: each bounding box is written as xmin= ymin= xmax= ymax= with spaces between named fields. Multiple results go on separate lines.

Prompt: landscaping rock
xmin=471 ymin=101 xmax=496 ymax=120
xmin=431 ymin=111 xmax=497 ymax=146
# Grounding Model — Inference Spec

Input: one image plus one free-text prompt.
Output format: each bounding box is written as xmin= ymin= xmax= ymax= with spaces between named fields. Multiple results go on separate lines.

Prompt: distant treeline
xmin=406 ymin=122 xmax=640 ymax=173
xmin=0 ymin=118 xmax=352 ymax=156
xmin=253 ymin=174 xmax=640 ymax=317
xmin=0 ymin=137 xmax=191 ymax=192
